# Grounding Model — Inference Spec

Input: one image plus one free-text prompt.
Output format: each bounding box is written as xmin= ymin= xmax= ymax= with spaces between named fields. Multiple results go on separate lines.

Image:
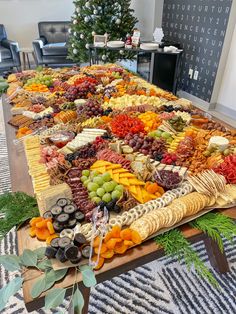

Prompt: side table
xmin=20 ymin=48 xmax=37 ymax=70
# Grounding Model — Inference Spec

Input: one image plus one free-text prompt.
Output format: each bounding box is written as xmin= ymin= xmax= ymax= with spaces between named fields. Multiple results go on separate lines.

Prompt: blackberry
xmin=154 ymin=154 xmax=163 ymax=161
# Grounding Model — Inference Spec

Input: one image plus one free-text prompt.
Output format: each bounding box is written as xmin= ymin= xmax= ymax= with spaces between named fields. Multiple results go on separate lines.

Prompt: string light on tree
xmin=115 ymin=19 xmax=121 ymax=25
xmin=102 ymin=54 xmax=107 ymax=61
xmin=73 ymin=48 xmax=78 ymax=54
xmin=92 ymin=31 xmax=96 ymax=36
xmin=93 ymin=9 xmax=98 ymax=14
xmin=80 ymin=34 xmax=85 ymax=39
xmin=73 ymin=20 xmax=78 ymax=25
xmin=85 ymin=1 xmax=90 ymax=8
xmin=84 ymin=16 xmax=90 ymax=22
xmin=85 ymin=44 xmax=90 ymax=49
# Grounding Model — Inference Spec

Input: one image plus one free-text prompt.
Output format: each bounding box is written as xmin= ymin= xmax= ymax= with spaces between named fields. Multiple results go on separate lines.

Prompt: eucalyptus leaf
xmin=79 ymin=266 xmax=97 ymax=288
xmin=31 ymin=276 xmax=46 ymax=298
xmin=0 ymin=285 xmax=8 ymax=311
xmin=3 ymin=277 xmax=23 ymax=303
xmin=37 ymin=259 xmax=52 ymax=271
xmin=44 ymin=268 xmax=68 ymax=291
xmin=72 ymin=287 xmax=84 ymax=314
xmin=54 ymin=268 xmax=68 ymax=282
xmin=21 ymin=249 xmax=38 ymax=267
xmin=0 ymin=255 xmax=21 ymax=271
xmin=44 ymin=269 xmax=56 ymax=291
xmin=45 ymin=288 xmax=66 ymax=310
xmin=34 ymin=247 xmax=46 ymax=260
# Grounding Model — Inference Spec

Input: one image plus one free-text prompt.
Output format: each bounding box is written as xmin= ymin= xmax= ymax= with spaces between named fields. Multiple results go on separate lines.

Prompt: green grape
xmin=81 ymin=176 xmax=88 ymax=183
xmin=82 ymin=170 xmax=90 ymax=177
xmin=102 ymin=193 xmax=112 ymax=203
xmin=89 ymin=191 xmax=97 ymax=198
xmin=96 ymin=188 xmax=105 ymax=197
xmin=115 ymin=185 xmax=124 ymax=192
xmin=102 ymin=172 xmax=111 ymax=182
xmin=93 ymin=176 xmax=104 ymax=186
xmin=92 ymin=197 xmax=102 ymax=204
xmin=83 ymin=179 xmax=90 ymax=187
xmin=103 ymin=182 xmax=114 ymax=193
xmin=87 ymin=182 xmax=99 ymax=192
xmin=111 ymin=190 xmax=122 ymax=200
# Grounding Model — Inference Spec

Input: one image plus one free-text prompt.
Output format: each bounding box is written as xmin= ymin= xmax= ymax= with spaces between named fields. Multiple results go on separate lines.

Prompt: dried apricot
xmin=106 ymin=238 xmax=121 ymax=250
xmin=101 ymin=250 xmax=114 ymax=259
xmin=29 ymin=226 xmax=36 ymax=237
xmin=30 ymin=217 xmax=43 ymax=227
xmin=104 ymin=231 xmax=113 ymax=243
xmin=46 ymin=221 xmax=55 ymax=235
xmin=131 ymin=230 xmax=142 ymax=244
xmin=94 ymin=243 xmax=107 ymax=254
xmin=92 ymin=255 xmax=105 ymax=270
xmin=114 ymin=242 xmax=128 ymax=254
xmin=124 ymin=240 xmax=134 ymax=247
xmin=36 ymin=228 xmax=51 ymax=241
xmin=36 ymin=219 xmax=51 ymax=229
xmin=92 ymin=236 xmax=102 ymax=248
xmin=120 ymin=229 xmax=132 ymax=241
xmin=156 ymin=186 xmax=165 ymax=195
xmin=110 ymin=225 xmax=121 ymax=238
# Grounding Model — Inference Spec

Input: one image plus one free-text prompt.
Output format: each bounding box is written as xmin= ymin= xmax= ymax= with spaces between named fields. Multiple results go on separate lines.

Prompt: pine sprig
xmin=190 ymin=212 xmax=236 ymax=253
xmin=155 ymin=229 xmax=219 ymax=288
xmin=0 ymin=192 xmax=39 ymax=239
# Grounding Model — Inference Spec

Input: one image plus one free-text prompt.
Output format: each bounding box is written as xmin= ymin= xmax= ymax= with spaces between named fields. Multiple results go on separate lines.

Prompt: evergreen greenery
xmin=0 ymin=192 xmax=39 ymax=239
xmin=190 ymin=212 xmax=236 ymax=253
xmin=155 ymin=229 xmax=219 ymax=288
xmin=68 ymin=0 xmax=138 ymax=63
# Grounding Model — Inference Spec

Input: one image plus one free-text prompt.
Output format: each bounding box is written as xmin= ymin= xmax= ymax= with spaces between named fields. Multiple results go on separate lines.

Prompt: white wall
xmin=0 ymin=0 xmax=74 ymax=48
xmin=217 ymin=24 xmax=236 ymax=111
xmin=131 ymin=0 xmax=155 ymax=40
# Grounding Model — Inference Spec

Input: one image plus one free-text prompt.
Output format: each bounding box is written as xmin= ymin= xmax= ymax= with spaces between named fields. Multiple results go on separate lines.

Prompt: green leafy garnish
xmin=155 ymin=229 xmax=219 ymax=288
xmin=190 ymin=212 xmax=236 ymax=252
xmin=0 ymin=192 xmax=39 ymax=240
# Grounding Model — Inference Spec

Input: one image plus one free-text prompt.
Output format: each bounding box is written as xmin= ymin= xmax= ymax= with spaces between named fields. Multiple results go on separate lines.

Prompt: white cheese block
xmin=208 ymin=136 xmax=229 ymax=152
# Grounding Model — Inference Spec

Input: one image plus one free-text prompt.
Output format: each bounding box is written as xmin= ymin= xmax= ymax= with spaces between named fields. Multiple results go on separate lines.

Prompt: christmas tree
xmin=68 ymin=0 xmax=138 ymax=63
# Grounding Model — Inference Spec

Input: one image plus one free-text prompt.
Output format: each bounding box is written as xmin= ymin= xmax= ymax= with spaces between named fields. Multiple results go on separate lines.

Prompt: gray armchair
xmin=0 ymin=24 xmax=21 ymax=71
xmin=32 ymin=21 xmax=74 ymax=66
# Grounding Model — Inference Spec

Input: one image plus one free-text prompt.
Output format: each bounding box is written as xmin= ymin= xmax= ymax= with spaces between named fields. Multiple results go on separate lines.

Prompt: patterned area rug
xmin=1 ymin=116 xmax=236 ymax=313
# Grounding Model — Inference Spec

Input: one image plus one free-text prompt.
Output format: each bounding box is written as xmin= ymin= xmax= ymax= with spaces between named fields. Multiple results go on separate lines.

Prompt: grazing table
xmin=2 ymin=96 xmax=235 ymax=313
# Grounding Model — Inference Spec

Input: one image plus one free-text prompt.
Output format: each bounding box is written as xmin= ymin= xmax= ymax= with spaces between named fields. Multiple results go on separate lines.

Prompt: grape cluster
xmin=77 ymin=81 xmax=96 ymax=99
xmin=64 ymin=86 xmax=79 ymax=102
xmin=77 ymin=100 xmax=104 ymax=118
xmin=124 ymin=133 xmax=167 ymax=159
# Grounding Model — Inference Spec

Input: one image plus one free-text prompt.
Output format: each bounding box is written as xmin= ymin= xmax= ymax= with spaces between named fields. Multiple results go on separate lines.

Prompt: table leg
xmin=22 ymin=52 xmax=26 ymax=70
xmin=68 ymin=287 xmax=91 ymax=314
xmin=26 ymin=53 xmax=31 ymax=69
xmin=204 ymin=237 xmax=229 ymax=273
xmin=31 ymin=52 xmax=37 ymax=67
